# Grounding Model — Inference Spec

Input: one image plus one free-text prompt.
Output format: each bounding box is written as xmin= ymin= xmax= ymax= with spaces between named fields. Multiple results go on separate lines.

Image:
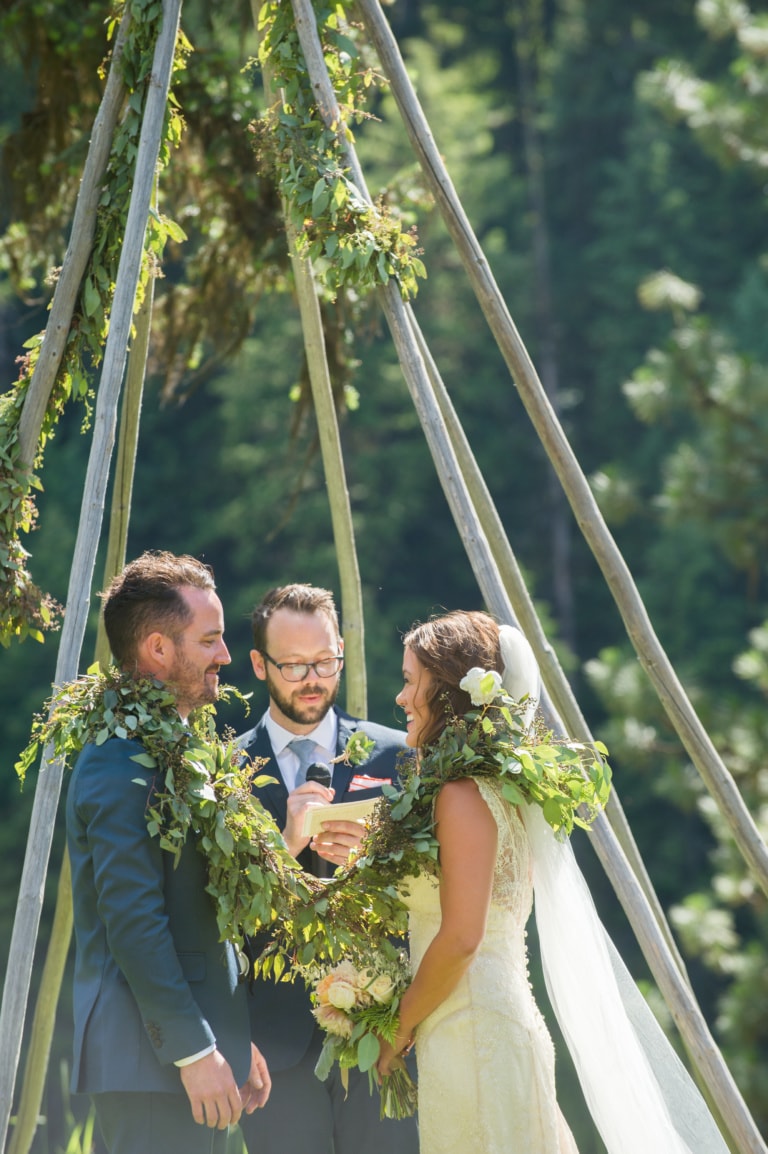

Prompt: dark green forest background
xmin=1 ymin=0 xmax=767 ymax=1149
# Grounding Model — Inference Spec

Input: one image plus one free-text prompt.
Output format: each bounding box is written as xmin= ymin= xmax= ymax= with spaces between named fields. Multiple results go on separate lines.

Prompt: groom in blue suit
xmin=237 ymin=584 xmax=419 ymax=1154
xmin=66 ymin=552 xmax=270 ymax=1154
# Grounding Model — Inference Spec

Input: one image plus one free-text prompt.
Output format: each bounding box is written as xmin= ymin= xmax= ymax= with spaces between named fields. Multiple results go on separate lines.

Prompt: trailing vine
xmin=251 ymin=0 xmax=427 ymax=301
xmin=16 ymin=664 xmax=610 ymax=984
xmin=0 ymin=0 xmax=189 ymax=648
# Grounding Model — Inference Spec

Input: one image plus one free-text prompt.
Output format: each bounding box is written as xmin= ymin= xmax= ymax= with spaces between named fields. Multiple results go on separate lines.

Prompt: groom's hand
xmin=180 ymin=1048 xmax=243 ymax=1128
xmin=311 ymin=818 xmax=366 ymax=867
xmin=283 ymin=781 xmax=334 ymax=858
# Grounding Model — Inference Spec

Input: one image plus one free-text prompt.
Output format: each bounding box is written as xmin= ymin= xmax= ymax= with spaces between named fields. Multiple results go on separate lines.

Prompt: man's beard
xmin=167 ymin=651 xmax=219 ymax=716
xmin=265 ymin=670 xmax=340 ymax=725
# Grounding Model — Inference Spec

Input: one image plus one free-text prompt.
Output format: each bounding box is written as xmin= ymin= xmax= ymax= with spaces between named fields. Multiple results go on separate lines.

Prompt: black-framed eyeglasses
xmin=261 ymin=652 xmax=344 ymax=683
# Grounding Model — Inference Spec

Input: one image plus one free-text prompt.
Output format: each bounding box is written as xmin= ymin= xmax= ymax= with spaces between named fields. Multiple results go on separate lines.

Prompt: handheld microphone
xmin=305 ymin=762 xmax=332 ymax=788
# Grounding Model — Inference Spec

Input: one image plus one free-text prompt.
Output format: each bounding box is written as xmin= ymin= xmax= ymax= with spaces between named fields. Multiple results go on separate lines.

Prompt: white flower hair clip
xmin=459 ymin=666 xmax=504 ymax=706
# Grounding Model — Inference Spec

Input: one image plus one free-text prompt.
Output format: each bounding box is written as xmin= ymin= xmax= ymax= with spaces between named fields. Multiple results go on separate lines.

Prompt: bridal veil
xmin=499 ymin=624 xmax=729 ymax=1154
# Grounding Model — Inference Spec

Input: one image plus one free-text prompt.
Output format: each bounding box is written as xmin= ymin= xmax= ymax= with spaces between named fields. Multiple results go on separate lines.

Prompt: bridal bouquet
xmin=310 ymin=951 xmax=417 ymax=1119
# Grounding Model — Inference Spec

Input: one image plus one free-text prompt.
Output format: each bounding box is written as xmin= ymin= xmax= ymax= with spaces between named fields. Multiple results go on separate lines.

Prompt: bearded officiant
xmin=236 ymin=583 xmax=419 ymax=1154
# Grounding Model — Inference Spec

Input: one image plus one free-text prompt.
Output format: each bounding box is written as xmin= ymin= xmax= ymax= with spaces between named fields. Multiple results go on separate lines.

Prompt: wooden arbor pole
xmin=8 ymin=283 xmax=156 ymax=1154
xmin=357 ymin=0 xmax=768 ymax=903
xmin=0 ymin=4 xmax=181 ymax=1146
xmin=253 ymin=4 xmax=368 ymax=716
xmin=285 ymin=4 xmax=766 ymax=1151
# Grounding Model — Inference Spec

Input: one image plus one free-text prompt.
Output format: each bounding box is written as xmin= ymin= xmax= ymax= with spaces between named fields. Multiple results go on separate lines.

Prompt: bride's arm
xmin=377 ymin=777 xmax=497 ymax=1075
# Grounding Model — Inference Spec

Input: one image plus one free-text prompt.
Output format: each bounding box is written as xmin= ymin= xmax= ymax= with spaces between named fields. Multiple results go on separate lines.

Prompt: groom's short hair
xmin=101 ymin=550 xmax=215 ymax=668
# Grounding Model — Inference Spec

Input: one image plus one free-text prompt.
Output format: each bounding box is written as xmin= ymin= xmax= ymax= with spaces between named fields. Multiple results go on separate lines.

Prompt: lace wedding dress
xmin=401 ymin=625 xmax=730 ymax=1154
xmin=404 ymin=778 xmax=578 ymax=1154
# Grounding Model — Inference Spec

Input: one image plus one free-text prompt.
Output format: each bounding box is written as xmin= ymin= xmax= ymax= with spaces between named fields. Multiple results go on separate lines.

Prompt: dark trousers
xmin=94 ymin=1091 xmax=234 ymax=1154
xmin=239 ymin=1026 xmax=419 ymax=1154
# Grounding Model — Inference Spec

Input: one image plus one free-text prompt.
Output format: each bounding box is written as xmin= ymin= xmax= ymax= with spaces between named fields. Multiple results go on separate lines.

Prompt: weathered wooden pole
xmin=357 ymin=0 xmax=768 ymax=904
xmin=8 ymin=276 xmax=157 ymax=1154
xmin=0 ymin=4 xmax=181 ymax=1145
xmin=285 ymin=3 xmax=766 ymax=1149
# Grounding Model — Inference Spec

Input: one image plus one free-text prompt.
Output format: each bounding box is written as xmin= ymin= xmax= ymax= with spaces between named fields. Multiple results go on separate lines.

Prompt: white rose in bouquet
xmin=367 ymin=972 xmax=395 ymax=1004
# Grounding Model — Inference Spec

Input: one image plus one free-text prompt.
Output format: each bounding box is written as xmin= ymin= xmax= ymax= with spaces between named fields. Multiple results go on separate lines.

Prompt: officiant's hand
xmin=240 ymin=1043 xmax=271 ymax=1114
xmin=283 ymin=781 xmax=334 ymax=858
xmin=311 ymin=818 xmax=366 ymax=867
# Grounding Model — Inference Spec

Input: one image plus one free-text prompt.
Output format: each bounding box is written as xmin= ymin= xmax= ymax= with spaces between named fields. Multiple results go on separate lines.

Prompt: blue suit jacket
xmin=66 ymin=737 xmax=252 ymax=1095
xmin=237 ymin=707 xmax=410 ymax=1070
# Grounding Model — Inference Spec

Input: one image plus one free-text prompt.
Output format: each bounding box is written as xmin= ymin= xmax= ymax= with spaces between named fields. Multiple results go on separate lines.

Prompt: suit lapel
xmin=330 ymin=710 xmax=356 ymax=801
xmin=246 ymin=719 xmax=290 ymax=828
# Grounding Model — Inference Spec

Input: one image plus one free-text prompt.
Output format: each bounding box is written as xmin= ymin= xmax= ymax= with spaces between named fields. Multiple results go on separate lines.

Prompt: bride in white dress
xmin=375 ymin=609 xmax=730 ymax=1154
xmin=376 ymin=610 xmax=577 ymax=1153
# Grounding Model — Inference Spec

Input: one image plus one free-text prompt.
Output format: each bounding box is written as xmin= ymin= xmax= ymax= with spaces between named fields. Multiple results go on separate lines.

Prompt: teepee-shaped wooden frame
xmin=1 ymin=2 xmax=766 ymax=1152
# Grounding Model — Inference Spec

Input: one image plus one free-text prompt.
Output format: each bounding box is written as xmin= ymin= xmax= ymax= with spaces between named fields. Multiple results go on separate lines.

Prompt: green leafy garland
xmin=17 ymin=666 xmax=610 ymax=981
xmin=16 ymin=666 xmax=409 ymax=976
xmin=349 ymin=681 xmax=612 ymax=903
xmin=252 ymin=0 xmax=427 ymax=301
xmin=0 ymin=0 xmax=189 ymax=648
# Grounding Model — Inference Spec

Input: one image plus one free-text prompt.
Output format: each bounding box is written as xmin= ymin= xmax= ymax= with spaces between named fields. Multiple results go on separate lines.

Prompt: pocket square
xmin=348 ymin=774 xmax=391 ymax=791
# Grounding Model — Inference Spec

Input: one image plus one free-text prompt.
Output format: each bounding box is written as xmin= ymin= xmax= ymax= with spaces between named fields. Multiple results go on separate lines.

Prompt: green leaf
xmin=314 ymin=1036 xmax=338 ymax=1081
xmin=83 ymin=276 xmax=101 ymax=319
xmin=501 ymin=781 xmax=526 ymax=807
xmin=163 ymin=217 xmax=187 ymax=244
xmin=542 ymin=796 xmax=564 ymax=829
xmin=214 ymin=824 xmax=235 ymax=856
xmin=357 ymin=1031 xmax=381 ymax=1071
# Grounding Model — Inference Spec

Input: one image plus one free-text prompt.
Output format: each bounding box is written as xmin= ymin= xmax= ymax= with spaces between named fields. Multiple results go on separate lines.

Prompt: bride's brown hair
xmin=402 ymin=610 xmax=501 ymax=748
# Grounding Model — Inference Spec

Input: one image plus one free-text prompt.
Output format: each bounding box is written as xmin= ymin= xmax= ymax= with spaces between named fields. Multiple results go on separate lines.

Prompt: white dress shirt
xmin=264 ymin=710 xmax=338 ymax=792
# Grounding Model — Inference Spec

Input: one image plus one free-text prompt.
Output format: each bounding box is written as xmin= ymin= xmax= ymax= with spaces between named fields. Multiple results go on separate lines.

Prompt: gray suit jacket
xmin=237 ymin=707 xmax=410 ymax=1070
xmin=66 ymin=737 xmax=252 ymax=1095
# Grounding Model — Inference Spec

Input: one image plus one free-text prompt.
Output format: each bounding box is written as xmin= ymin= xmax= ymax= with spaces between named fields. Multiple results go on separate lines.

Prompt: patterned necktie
xmin=288 ymin=737 xmax=317 ymax=786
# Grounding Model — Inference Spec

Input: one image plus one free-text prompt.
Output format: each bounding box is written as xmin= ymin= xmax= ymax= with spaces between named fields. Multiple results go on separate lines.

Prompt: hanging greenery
xmin=251 ymin=0 xmax=427 ymax=301
xmin=0 ymin=0 xmax=189 ymax=648
xmin=16 ymin=665 xmax=610 ymax=981
xmin=15 ymin=667 xmax=410 ymax=974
